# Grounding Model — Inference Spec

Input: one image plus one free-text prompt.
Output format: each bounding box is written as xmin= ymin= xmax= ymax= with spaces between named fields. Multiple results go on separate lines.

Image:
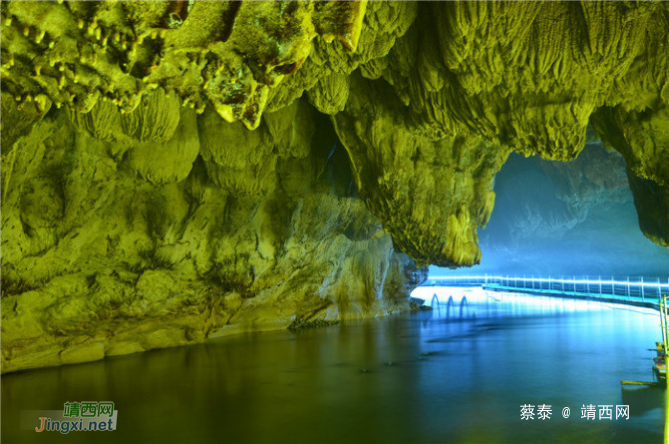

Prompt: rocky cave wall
xmin=2 ymin=1 xmax=669 ymax=373
xmin=1 ymin=91 xmax=429 ymax=373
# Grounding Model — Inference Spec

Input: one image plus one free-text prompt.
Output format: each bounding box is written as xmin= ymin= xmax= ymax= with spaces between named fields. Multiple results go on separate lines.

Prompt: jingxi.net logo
xmin=21 ymin=402 xmax=118 ymax=434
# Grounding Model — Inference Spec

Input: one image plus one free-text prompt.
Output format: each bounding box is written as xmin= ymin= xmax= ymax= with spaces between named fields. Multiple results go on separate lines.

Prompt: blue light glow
xmin=426 ymin=275 xmax=669 ymax=289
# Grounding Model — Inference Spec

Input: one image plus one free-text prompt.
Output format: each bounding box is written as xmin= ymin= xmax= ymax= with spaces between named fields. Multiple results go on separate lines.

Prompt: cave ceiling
xmin=3 ymin=1 xmax=668 ymax=267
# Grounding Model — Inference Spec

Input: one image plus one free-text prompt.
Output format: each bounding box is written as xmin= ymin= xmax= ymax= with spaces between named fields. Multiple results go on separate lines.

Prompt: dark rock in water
xmin=409 ymin=296 xmax=433 ymax=312
xmin=288 ymin=318 xmax=340 ymax=332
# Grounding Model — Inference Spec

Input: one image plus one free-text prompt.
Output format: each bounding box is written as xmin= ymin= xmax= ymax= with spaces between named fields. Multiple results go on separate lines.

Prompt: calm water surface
xmin=2 ymin=287 xmax=665 ymax=444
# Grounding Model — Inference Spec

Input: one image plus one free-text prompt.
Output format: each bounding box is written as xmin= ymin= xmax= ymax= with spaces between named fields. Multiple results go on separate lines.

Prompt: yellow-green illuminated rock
xmin=330 ymin=1 xmax=669 ymax=264
xmin=3 ymin=0 xmax=669 ymax=373
xmin=1 ymin=0 xmax=367 ymax=129
xmin=1 ymin=95 xmax=426 ymax=373
xmin=333 ymin=73 xmax=505 ymax=267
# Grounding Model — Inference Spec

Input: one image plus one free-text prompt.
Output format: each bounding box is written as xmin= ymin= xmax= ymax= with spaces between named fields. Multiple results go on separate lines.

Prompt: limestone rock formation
xmin=329 ymin=1 xmax=669 ymax=266
xmin=333 ymin=74 xmax=502 ymax=267
xmin=592 ymin=107 xmax=669 ymax=247
xmin=3 ymin=0 xmax=669 ymax=372
xmin=0 ymin=0 xmax=367 ymax=129
xmin=1 ymin=95 xmax=426 ymax=373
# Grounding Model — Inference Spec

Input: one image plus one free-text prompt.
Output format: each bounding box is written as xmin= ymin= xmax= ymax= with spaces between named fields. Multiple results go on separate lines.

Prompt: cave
xmin=1 ymin=1 xmax=669 ymax=443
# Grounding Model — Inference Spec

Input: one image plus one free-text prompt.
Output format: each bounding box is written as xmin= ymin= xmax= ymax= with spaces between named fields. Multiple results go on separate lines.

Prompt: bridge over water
xmin=418 ymin=275 xmax=669 ymax=308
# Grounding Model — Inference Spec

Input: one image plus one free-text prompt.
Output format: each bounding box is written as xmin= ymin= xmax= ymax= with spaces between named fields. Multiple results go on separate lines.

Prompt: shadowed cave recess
xmin=2 ymin=0 xmax=669 ymax=374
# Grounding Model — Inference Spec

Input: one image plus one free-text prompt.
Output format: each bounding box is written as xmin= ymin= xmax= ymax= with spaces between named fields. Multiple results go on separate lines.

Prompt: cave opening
xmin=429 ymin=139 xmax=669 ymax=280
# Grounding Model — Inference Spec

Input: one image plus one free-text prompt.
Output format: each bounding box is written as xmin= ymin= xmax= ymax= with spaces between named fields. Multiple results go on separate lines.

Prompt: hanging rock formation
xmin=2 ymin=0 xmax=669 ymax=373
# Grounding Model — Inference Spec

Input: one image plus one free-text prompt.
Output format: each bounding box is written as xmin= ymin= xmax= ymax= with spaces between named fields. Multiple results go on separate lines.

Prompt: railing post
xmin=599 ymin=276 xmax=602 ymax=296
xmin=573 ymin=276 xmax=576 ymax=295
xmin=641 ymin=276 xmax=645 ymax=301
xmin=627 ymin=277 xmax=630 ymax=300
xmin=660 ymin=278 xmax=663 ymax=300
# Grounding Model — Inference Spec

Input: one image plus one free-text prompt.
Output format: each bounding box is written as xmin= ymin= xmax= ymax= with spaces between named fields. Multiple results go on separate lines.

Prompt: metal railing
xmin=423 ymin=275 xmax=669 ymax=303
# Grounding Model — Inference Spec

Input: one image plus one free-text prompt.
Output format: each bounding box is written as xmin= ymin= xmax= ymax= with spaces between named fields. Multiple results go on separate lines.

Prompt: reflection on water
xmin=2 ymin=287 xmax=665 ymax=444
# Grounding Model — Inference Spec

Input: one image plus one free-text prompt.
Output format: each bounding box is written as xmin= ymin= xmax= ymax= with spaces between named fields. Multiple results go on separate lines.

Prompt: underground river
xmin=2 ymin=287 xmax=664 ymax=444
